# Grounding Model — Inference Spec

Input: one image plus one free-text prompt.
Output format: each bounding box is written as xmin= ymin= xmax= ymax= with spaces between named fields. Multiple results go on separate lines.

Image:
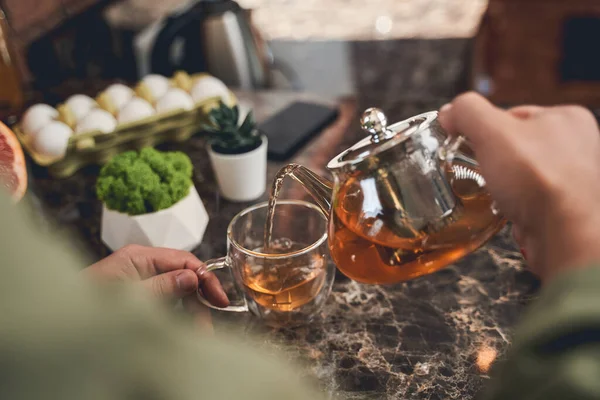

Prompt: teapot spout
xmin=271 ymin=164 xmax=333 ymax=217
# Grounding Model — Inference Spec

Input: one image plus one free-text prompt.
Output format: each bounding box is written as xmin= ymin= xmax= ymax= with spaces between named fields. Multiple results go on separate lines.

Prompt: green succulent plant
xmin=203 ymin=101 xmax=262 ymax=155
xmin=96 ymin=148 xmax=193 ymax=216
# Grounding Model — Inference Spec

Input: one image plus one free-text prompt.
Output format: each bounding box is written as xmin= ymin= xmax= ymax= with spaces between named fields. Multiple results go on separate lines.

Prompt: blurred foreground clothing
xmin=482 ymin=265 xmax=600 ymax=400
xmin=2 ymin=191 xmax=600 ymax=400
xmin=0 ymin=192 xmax=323 ymax=400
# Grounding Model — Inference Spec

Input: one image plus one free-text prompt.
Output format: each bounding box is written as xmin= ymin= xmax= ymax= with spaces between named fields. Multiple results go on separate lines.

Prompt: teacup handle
xmin=196 ymin=257 xmax=249 ymax=313
xmin=438 ymin=135 xmax=500 ymax=215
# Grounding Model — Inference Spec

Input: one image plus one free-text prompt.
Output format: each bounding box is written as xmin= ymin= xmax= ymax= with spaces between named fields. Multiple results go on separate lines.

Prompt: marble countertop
xmin=223 ymin=228 xmax=537 ymax=399
xmin=26 ymin=87 xmax=538 ymax=399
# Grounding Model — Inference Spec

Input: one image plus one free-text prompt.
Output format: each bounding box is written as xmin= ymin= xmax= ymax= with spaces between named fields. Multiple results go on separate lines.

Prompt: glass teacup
xmin=198 ymin=200 xmax=335 ymax=327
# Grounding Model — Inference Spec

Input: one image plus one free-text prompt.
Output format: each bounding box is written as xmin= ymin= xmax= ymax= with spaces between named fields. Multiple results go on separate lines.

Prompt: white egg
xmin=191 ymin=76 xmax=229 ymax=104
xmin=65 ymin=94 xmax=97 ymax=121
xmin=21 ymin=104 xmax=58 ymax=136
xmin=118 ymin=97 xmax=155 ymax=125
xmin=141 ymin=74 xmax=170 ymax=100
xmin=76 ymin=109 xmax=117 ymax=134
xmin=104 ymin=84 xmax=134 ymax=111
xmin=34 ymin=121 xmax=73 ymax=158
xmin=155 ymin=88 xmax=194 ymax=114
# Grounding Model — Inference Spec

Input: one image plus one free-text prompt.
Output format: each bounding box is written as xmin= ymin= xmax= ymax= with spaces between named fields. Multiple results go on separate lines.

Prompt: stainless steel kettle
xmin=148 ymin=0 xmax=270 ymax=89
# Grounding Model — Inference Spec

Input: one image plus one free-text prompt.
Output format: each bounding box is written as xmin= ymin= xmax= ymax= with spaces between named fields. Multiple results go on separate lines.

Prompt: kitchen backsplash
xmin=2 ymin=0 xmax=103 ymax=44
xmin=0 ymin=0 xmax=111 ymax=90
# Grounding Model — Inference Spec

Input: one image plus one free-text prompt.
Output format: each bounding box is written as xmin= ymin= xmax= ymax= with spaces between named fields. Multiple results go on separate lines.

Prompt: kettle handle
xmin=150 ymin=7 xmax=207 ymax=76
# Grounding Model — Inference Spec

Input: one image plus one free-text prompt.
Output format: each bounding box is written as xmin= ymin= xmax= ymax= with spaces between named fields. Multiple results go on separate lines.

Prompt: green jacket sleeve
xmin=481 ymin=266 xmax=600 ymax=400
xmin=0 ymin=193 xmax=323 ymax=400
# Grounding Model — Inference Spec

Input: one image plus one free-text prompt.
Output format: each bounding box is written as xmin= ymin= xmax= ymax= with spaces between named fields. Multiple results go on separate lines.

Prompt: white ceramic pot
xmin=208 ymin=136 xmax=267 ymax=202
xmin=101 ymin=186 xmax=209 ymax=252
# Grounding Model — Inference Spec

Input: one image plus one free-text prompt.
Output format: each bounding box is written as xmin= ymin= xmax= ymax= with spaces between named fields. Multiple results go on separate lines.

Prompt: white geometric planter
xmin=101 ymin=186 xmax=209 ymax=252
xmin=208 ymin=136 xmax=267 ymax=202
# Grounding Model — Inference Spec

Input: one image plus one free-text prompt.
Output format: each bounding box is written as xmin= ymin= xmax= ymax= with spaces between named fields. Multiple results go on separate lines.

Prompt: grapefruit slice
xmin=0 ymin=121 xmax=27 ymax=201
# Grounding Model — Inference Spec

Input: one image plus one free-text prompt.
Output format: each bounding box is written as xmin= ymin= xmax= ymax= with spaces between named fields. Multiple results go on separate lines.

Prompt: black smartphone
xmin=258 ymin=101 xmax=339 ymax=161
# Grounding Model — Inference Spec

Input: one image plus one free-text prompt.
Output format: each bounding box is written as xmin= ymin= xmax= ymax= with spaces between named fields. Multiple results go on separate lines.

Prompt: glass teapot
xmin=268 ymin=108 xmax=505 ymax=285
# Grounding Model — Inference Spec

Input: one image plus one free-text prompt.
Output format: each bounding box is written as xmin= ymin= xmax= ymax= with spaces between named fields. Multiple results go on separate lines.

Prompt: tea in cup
xmin=198 ymin=200 xmax=335 ymax=327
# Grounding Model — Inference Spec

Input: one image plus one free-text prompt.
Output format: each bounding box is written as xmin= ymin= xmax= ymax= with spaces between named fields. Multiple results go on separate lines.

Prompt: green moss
xmin=96 ymin=148 xmax=194 ymax=216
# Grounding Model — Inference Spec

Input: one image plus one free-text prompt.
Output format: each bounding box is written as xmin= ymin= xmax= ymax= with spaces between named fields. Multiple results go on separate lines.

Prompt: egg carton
xmin=13 ymin=72 xmax=236 ymax=179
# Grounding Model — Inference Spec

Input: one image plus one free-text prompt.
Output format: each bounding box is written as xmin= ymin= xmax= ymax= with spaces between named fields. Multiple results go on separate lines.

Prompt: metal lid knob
xmin=361 ymin=108 xmax=394 ymax=143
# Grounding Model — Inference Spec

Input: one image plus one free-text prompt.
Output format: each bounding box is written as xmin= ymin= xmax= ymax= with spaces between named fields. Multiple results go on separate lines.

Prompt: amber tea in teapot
xmin=265 ymin=109 xmax=505 ymax=285
xmin=328 ymin=164 xmax=502 ymax=283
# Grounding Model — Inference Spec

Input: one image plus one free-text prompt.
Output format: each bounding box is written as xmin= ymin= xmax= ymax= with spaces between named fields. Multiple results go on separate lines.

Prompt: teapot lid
xmin=327 ymin=108 xmax=440 ymax=170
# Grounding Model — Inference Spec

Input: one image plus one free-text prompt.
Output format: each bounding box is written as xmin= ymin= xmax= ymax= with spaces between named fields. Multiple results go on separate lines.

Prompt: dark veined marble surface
xmin=218 ymin=225 xmax=537 ymax=400
xmin=26 ymin=40 xmax=539 ymax=399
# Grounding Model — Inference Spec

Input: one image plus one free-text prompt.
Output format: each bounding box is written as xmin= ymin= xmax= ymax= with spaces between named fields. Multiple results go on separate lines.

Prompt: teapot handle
xmin=438 ymin=135 xmax=500 ymax=215
xmin=437 ymin=135 xmax=465 ymax=165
